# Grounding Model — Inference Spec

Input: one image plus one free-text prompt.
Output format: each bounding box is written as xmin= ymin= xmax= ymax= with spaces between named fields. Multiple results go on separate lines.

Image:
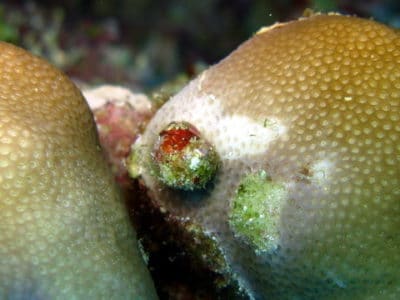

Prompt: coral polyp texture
xmin=0 ymin=42 xmax=157 ymax=299
xmin=132 ymin=14 xmax=400 ymax=299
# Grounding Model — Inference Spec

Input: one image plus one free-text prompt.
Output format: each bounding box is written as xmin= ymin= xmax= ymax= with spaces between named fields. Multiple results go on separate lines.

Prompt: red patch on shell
xmin=158 ymin=123 xmax=201 ymax=154
xmin=160 ymin=128 xmax=197 ymax=153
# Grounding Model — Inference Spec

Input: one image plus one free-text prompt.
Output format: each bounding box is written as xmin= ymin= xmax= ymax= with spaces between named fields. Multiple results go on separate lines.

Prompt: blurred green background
xmin=1 ymin=0 xmax=399 ymax=89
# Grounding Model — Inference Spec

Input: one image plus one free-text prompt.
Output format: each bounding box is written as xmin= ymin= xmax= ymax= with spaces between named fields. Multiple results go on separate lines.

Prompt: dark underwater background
xmin=1 ymin=0 xmax=399 ymax=90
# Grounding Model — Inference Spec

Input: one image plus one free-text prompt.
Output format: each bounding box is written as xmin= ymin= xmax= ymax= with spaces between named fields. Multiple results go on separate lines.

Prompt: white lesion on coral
xmin=212 ymin=114 xmax=287 ymax=160
xmin=310 ymin=159 xmax=334 ymax=187
xmin=256 ymin=22 xmax=289 ymax=35
xmin=196 ymin=70 xmax=208 ymax=93
xmin=138 ymin=80 xmax=289 ymax=195
xmin=151 ymin=79 xmax=288 ymax=158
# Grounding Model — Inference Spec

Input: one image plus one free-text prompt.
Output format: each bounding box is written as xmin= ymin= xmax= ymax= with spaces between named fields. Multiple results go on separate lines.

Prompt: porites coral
xmin=0 ymin=42 xmax=157 ymax=299
xmin=132 ymin=14 xmax=400 ymax=299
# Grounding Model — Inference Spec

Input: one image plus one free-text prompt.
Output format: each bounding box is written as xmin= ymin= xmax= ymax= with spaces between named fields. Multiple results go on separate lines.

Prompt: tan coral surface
xmin=134 ymin=14 xmax=400 ymax=299
xmin=0 ymin=42 xmax=157 ymax=299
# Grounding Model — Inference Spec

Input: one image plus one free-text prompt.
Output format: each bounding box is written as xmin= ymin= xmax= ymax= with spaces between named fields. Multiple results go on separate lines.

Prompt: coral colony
xmin=129 ymin=14 xmax=400 ymax=299
xmin=1 ymin=12 xmax=400 ymax=300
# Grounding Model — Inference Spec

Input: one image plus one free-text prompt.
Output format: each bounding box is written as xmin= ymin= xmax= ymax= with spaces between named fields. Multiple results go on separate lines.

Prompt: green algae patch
xmin=229 ymin=171 xmax=288 ymax=252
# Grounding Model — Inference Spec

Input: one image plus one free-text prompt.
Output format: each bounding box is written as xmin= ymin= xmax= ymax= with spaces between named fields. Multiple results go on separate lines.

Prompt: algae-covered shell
xmin=151 ymin=121 xmax=219 ymax=190
xmin=133 ymin=14 xmax=400 ymax=299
